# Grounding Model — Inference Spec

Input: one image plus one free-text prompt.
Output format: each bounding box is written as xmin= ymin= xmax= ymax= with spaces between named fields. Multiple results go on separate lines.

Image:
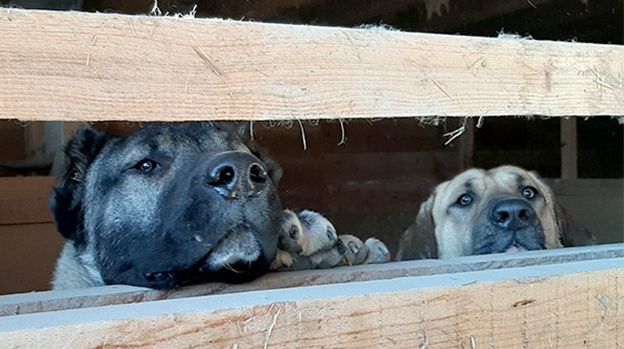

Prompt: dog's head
xmin=398 ymin=165 xmax=569 ymax=259
xmin=276 ymin=209 xmax=305 ymax=255
xmin=50 ymin=123 xmax=283 ymax=288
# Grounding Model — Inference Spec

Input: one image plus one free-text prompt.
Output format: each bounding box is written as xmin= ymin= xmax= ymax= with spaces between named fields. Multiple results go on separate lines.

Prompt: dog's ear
xmin=49 ymin=128 xmax=109 ymax=245
xmin=235 ymin=122 xmax=251 ymax=144
xmin=554 ymin=202 xmax=597 ymax=247
xmin=553 ymin=202 xmax=569 ymax=246
xmin=396 ymin=194 xmax=438 ymax=260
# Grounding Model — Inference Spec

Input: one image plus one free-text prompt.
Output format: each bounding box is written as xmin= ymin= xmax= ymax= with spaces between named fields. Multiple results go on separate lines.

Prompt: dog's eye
xmin=133 ymin=159 xmax=158 ymax=173
xmin=326 ymin=227 xmax=335 ymax=241
xmin=457 ymin=193 xmax=473 ymax=206
xmin=288 ymin=225 xmax=298 ymax=239
xmin=522 ymin=186 xmax=538 ymax=200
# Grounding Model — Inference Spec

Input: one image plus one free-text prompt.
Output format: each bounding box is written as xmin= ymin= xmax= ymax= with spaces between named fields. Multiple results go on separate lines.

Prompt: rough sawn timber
xmin=0 ymin=257 xmax=623 ymax=348
xmin=1 ymin=9 xmax=623 ymax=121
xmin=1 ymin=243 xmax=623 ymax=316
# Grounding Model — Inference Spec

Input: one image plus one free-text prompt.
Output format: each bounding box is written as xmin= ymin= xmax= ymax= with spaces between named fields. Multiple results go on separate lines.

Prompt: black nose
xmin=204 ymin=151 xmax=268 ymax=199
xmin=490 ymin=199 xmax=536 ymax=231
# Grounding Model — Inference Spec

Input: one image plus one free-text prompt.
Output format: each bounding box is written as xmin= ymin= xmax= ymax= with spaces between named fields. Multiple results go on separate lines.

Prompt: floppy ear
xmin=396 ymin=194 xmax=438 ymax=260
xmin=49 ymin=128 xmax=109 ymax=246
xmin=553 ymin=202 xmax=570 ymax=246
xmin=554 ymin=202 xmax=597 ymax=247
xmin=236 ymin=122 xmax=251 ymax=144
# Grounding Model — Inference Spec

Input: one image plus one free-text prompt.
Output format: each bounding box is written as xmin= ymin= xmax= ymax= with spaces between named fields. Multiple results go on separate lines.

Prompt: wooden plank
xmin=560 ymin=118 xmax=578 ymax=180
xmin=0 ymin=223 xmax=63 ymax=295
xmin=545 ymin=179 xmax=624 ymax=244
xmin=1 ymin=9 xmax=623 ymax=122
xmin=0 ymin=121 xmax=42 ymax=163
xmin=0 ymin=257 xmax=622 ymax=348
xmin=544 ymin=178 xmax=624 ymax=197
xmin=0 ymin=177 xmax=54 ymax=225
xmin=1 ymin=243 xmax=623 ymax=317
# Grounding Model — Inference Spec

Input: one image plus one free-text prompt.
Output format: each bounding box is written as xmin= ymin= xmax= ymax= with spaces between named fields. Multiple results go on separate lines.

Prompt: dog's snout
xmin=205 ymin=151 xmax=268 ymax=198
xmin=490 ymin=199 xmax=535 ymax=231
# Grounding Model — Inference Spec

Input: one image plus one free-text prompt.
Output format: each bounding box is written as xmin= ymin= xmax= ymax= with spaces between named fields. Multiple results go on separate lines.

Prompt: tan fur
xmin=336 ymin=235 xmax=367 ymax=266
xmin=363 ymin=238 xmax=391 ymax=264
xmin=309 ymin=247 xmax=345 ymax=269
xmin=272 ymin=209 xmax=392 ymax=270
xmin=398 ymin=165 xmax=566 ymax=260
xmin=269 ymin=249 xmax=294 ymax=270
xmin=297 ymin=210 xmax=338 ymax=256
xmin=271 ymin=209 xmax=344 ymax=271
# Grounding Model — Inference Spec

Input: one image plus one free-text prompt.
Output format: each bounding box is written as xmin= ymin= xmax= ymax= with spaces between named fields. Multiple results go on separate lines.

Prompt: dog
xmin=50 ymin=122 xmax=284 ymax=290
xmin=270 ymin=209 xmax=343 ymax=270
xmin=270 ymin=210 xmax=391 ymax=270
xmin=397 ymin=165 xmax=596 ymax=260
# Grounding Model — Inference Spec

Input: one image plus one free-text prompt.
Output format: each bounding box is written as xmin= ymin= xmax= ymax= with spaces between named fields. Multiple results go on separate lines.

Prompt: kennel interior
xmin=0 ymin=1 xmax=623 ymax=347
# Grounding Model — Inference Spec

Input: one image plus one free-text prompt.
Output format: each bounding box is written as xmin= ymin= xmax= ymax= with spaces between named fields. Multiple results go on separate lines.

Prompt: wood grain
xmin=2 ymin=243 xmax=622 ymax=317
xmin=0 ymin=223 xmax=62 ymax=295
xmin=0 ymin=177 xmax=54 ymax=225
xmin=560 ymin=118 xmax=578 ymax=180
xmin=1 ymin=257 xmax=622 ymax=348
xmin=1 ymin=9 xmax=623 ymax=122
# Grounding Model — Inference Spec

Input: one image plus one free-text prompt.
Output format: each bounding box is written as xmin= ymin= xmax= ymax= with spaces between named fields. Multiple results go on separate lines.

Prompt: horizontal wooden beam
xmin=1 ymin=257 xmax=622 ymax=347
xmin=1 ymin=9 xmax=623 ymax=121
xmin=2 ymin=243 xmax=623 ymax=316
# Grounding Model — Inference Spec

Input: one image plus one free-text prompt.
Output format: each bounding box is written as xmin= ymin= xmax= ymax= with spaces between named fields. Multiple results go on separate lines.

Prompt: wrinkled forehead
xmin=436 ymin=166 xmax=542 ymax=205
xmin=108 ymin=123 xmax=248 ymax=160
xmin=435 ymin=168 xmax=486 ymax=204
xmin=487 ymin=166 xmax=540 ymax=193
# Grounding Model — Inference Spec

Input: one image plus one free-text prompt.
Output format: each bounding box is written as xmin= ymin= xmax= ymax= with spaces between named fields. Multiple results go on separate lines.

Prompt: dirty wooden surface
xmin=1 ymin=257 xmax=622 ymax=348
xmin=1 ymin=9 xmax=623 ymax=121
xmin=1 ymin=243 xmax=622 ymax=317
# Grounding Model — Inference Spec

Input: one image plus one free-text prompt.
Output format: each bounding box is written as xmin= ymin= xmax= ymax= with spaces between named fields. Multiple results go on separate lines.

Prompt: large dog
xmin=397 ymin=165 xmax=595 ymax=260
xmin=50 ymin=123 xmax=283 ymax=289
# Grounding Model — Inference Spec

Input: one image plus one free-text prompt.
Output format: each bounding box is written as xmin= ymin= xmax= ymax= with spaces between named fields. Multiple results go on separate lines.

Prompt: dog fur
xmin=397 ymin=165 xmax=596 ymax=260
xmin=50 ymin=123 xmax=283 ymax=289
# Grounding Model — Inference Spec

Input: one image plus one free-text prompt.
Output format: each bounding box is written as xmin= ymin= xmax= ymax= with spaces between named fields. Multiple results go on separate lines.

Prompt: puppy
xmin=271 ymin=210 xmax=344 ymax=270
xmin=272 ymin=210 xmax=392 ymax=270
xmin=297 ymin=210 xmax=339 ymax=255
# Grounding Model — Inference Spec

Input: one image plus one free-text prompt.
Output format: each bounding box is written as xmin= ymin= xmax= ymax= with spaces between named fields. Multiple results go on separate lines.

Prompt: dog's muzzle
xmin=204 ymin=151 xmax=269 ymax=199
xmin=489 ymin=198 xmax=537 ymax=231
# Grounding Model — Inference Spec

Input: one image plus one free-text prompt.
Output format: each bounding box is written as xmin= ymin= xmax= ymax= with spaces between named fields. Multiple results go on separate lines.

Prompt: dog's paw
xmin=363 ymin=238 xmax=391 ymax=264
xmin=297 ymin=210 xmax=338 ymax=256
xmin=270 ymin=249 xmax=294 ymax=270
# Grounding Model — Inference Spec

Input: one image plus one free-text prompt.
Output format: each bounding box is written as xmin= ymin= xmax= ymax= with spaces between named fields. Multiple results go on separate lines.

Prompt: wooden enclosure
xmin=0 ymin=5 xmax=623 ymax=348
xmin=1 ymin=9 xmax=623 ymax=121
